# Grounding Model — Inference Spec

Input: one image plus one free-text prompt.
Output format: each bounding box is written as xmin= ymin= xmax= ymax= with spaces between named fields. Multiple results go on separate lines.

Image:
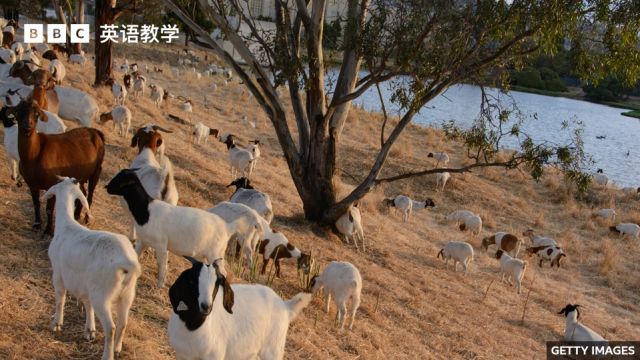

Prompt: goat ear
xmin=221 ymin=276 xmax=234 ymax=314
xmin=46 ymin=77 xmax=55 ymax=90
xmin=38 ymin=109 xmax=48 ymax=122
xmin=183 ymin=256 xmax=200 ymax=266
xmin=41 ymin=187 xmax=56 ymax=202
xmin=130 ymin=133 xmax=139 ymax=147
xmin=75 ymin=187 xmax=92 ymax=221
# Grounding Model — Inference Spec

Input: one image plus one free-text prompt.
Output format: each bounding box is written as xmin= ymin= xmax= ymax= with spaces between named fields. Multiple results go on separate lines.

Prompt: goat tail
xmin=285 ymin=292 xmax=313 ymax=322
xmin=437 ymin=249 xmax=444 ymax=259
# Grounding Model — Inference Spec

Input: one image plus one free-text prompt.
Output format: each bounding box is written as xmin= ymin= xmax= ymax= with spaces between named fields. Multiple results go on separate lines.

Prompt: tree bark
xmin=94 ymin=0 xmax=114 ymax=86
xmin=72 ymin=0 xmax=85 ymax=54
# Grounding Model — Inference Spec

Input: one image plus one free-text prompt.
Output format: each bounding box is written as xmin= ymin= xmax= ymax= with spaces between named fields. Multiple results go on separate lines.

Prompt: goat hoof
xmin=51 ymin=322 xmax=62 ymax=332
xmin=84 ymin=328 xmax=96 ymax=340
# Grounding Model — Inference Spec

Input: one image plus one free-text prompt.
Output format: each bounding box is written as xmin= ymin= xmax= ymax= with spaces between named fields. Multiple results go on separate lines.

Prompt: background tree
xmin=162 ymin=0 xmax=640 ymax=225
xmin=94 ymin=0 xmax=137 ymax=85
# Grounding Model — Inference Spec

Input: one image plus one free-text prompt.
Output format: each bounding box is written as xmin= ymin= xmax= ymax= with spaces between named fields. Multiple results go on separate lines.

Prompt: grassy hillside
xmin=0 ymin=42 xmax=639 ymax=359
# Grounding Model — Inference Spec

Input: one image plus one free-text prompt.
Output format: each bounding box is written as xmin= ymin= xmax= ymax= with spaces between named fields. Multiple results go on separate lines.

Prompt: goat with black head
xmin=557 ymin=304 xmax=606 ymax=341
xmin=168 ymin=257 xmax=311 ymax=359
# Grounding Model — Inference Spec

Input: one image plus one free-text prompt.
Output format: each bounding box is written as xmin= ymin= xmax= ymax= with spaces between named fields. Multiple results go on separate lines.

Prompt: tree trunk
xmin=72 ymin=0 xmax=85 ymax=54
xmin=94 ymin=0 xmax=114 ymax=86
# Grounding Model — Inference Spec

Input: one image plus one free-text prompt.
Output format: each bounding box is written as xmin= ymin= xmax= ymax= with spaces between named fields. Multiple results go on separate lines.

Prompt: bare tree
xmin=162 ymin=0 xmax=640 ymax=224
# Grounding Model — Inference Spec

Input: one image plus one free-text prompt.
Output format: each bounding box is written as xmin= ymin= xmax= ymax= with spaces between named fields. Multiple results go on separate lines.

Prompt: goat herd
xmin=2 ymin=18 xmax=640 ymax=360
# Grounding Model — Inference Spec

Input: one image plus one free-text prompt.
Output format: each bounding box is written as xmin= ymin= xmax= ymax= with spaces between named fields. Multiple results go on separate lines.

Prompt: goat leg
xmin=30 ymin=188 xmax=42 ymax=230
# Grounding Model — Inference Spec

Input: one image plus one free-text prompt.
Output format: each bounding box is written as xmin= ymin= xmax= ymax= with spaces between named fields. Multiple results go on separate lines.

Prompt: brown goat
xmin=9 ymin=61 xmax=37 ymax=84
xmin=13 ymin=100 xmax=105 ymax=235
xmin=31 ymin=69 xmax=59 ymax=113
xmin=130 ymin=124 xmax=173 ymax=155
xmin=481 ymin=232 xmax=522 ymax=256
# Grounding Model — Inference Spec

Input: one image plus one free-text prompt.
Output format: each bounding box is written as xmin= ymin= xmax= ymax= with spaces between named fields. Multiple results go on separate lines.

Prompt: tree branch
xmin=375 ymin=161 xmax=512 ymax=184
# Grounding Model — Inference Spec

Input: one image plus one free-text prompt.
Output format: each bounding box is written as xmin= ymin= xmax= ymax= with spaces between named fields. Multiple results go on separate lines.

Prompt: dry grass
xmin=0 ymin=42 xmax=639 ymax=360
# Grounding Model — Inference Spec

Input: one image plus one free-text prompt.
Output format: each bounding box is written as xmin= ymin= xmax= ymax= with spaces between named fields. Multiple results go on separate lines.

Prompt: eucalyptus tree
xmin=162 ymin=0 xmax=640 ymax=224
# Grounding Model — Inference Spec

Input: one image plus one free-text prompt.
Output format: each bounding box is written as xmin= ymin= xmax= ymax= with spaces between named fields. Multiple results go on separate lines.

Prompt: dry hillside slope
xmin=0 ymin=43 xmax=638 ymax=359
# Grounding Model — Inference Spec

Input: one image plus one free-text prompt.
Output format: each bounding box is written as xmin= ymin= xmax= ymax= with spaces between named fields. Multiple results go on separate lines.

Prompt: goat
xmin=557 ymin=304 xmax=606 ymax=341
xmin=2 ymin=105 xmax=65 ymax=182
xmin=609 ymin=223 xmax=640 ymax=240
xmin=383 ymin=195 xmax=435 ymax=222
xmin=310 ymin=261 xmax=362 ymax=330
xmin=459 ymin=214 xmax=482 ymax=235
xmin=44 ymin=177 xmax=140 ymax=360
xmin=495 ymin=249 xmax=527 ymax=294
xmin=168 ymin=257 xmax=312 ymax=359
xmin=55 ymin=86 xmax=99 ymax=126
xmin=193 ymin=122 xmax=219 ymax=145
xmin=149 ymin=84 xmax=163 ymax=107
xmin=335 ymin=204 xmax=366 ymax=251
xmin=222 ymin=134 xmax=255 ymax=179
xmin=227 ymin=177 xmax=274 ymax=223
xmin=436 ymin=171 xmax=451 ymax=191
xmin=246 ymin=139 xmax=261 ymax=171
xmin=481 ymin=232 xmax=522 ymax=257
xmin=0 ymin=48 xmax=16 ymax=64
xmin=437 ymin=241 xmax=474 ymax=274
xmin=525 ymin=245 xmax=566 ymax=268
xmin=48 ymin=59 xmax=66 ymax=84
xmin=593 ymin=169 xmax=609 ymax=187
xmin=99 ymin=105 xmax=131 ymax=137
xmin=522 ymin=229 xmax=559 ymax=247
xmin=132 ymin=75 xmax=146 ymax=99
xmin=106 ymin=169 xmax=242 ymax=287
xmin=108 ymin=79 xmax=127 ymax=105
xmin=257 ymin=233 xmax=310 ymax=278
xmin=13 ymin=100 xmax=104 ymax=235
xmin=30 ymin=69 xmax=59 ymax=113
xmin=69 ymin=52 xmax=87 ymax=66
xmin=130 ymin=124 xmax=173 ymax=161
xmin=427 ymin=151 xmax=450 ymax=165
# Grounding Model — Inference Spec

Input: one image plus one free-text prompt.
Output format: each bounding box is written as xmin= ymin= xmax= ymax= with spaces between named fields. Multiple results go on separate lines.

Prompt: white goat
xmin=132 ymin=75 xmax=146 ymax=99
xmin=459 ymin=214 xmax=482 ymax=235
xmin=69 ymin=52 xmax=87 ymax=67
xmin=106 ymin=169 xmax=240 ymax=287
xmin=193 ymin=122 xmax=219 ymax=144
xmin=436 ymin=171 xmax=451 ymax=191
xmin=495 ymin=249 xmax=527 ymax=294
xmin=222 ymin=135 xmax=255 ymax=179
xmin=593 ymin=208 xmax=616 ymax=220
xmin=437 ymin=241 xmax=474 ymax=274
xmin=335 ymin=204 xmax=365 ymax=251
xmin=311 ymin=261 xmax=362 ymax=330
xmin=55 ymin=86 xmax=99 ymax=126
xmin=0 ymin=48 xmax=16 ymax=64
xmin=227 ymin=178 xmax=274 ymax=223
xmin=384 ymin=195 xmax=435 ymax=222
xmin=593 ymin=169 xmax=609 ymax=187
xmin=526 ymin=245 xmax=566 ymax=268
xmin=522 ymin=229 xmax=559 ymax=247
xmin=99 ymin=105 xmax=131 ymax=137
xmin=445 ymin=210 xmax=476 ymax=223
xmin=48 ymin=59 xmax=66 ymax=84
xmin=111 ymin=81 xmax=127 ymax=105
xmin=246 ymin=140 xmax=261 ymax=172
xmin=609 ymin=223 xmax=640 ymax=240
xmin=44 ymin=178 xmax=141 ymax=360
xmin=428 ymin=151 xmax=450 ymax=165
xmin=168 ymin=259 xmax=312 ymax=359
xmin=557 ymin=304 xmax=606 ymax=341
xmin=206 ymin=201 xmax=263 ymax=267
xmin=149 ymin=84 xmax=163 ymax=107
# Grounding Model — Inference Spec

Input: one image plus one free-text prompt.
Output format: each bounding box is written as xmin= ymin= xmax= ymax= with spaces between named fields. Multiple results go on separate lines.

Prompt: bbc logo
xmin=23 ymin=24 xmax=90 ymax=44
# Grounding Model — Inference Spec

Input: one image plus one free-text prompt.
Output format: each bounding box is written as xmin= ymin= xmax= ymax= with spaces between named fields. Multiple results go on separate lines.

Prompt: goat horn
xmin=152 ymin=125 xmax=173 ymax=133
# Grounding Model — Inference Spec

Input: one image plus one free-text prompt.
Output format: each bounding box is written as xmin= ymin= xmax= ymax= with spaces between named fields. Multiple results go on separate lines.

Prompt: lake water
xmin=352 ymin=82 xmax=640 ymax=187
